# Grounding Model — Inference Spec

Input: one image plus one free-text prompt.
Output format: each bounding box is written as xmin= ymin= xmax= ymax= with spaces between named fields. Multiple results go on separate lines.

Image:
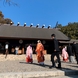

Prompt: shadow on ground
xmin=19 ymin=61 xmax=78 ymax=78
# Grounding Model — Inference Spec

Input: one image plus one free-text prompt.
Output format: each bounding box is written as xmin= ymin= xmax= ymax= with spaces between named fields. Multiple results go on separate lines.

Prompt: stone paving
xmin=0 ymin=54 xmax=78 ymax=78
xmin=0 ymin=60 xmax=78 ymax=73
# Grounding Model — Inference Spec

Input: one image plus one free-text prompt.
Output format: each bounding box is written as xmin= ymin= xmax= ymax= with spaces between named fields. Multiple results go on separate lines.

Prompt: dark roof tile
xmin=0 ymin=25 xmax=70 ymax=40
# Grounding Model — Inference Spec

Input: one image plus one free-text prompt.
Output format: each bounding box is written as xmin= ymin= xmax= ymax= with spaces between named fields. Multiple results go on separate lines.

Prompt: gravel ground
xmin=0 ymin=60 xmax=78 ymax=73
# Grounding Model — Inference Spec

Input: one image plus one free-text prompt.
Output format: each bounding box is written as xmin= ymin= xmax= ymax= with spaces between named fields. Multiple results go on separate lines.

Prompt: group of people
xmin=62 ymin=41 xmax=78 ymax=64
xmin=72 ymin=41 xmax=78 ymax=64
xmin=25 ymin=34 xmax=78 ymax=69
xmin=26 ymin=40 xmax=45 ymax=65
xmin=26 ymin=34 xmax=61 ymax=69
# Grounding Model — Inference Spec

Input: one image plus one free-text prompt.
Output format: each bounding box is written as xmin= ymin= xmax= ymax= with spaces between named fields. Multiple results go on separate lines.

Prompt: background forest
xmin=56 ymin=23 xmax=78 ymax=39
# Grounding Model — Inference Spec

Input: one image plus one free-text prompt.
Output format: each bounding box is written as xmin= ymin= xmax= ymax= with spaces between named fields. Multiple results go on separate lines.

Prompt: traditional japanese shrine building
xmin=0 ymin=24 xmax=70 ymax=54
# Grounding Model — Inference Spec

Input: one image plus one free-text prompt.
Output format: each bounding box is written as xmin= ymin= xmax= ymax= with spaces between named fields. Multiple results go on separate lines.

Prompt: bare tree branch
xmin=3 ymin=0 xmax=18 ymax=6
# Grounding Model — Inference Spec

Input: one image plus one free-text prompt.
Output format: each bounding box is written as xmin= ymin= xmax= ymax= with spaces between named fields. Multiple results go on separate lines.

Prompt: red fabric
xmin=26 ymin=55 xmax=33 ymax=63
xmin=62 ymin=48 xmax=68 ymax=61
xmin=63 ymin=57 xmax=68 ymax=62
xmin=37 ymin=55 xmax=45 ymax=63
xmin=35 ymin=43 xmax=45 ymax=63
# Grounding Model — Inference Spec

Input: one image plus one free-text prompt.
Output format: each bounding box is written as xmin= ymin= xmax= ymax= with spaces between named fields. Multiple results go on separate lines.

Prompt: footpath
xmin=0 ymin=54 xmax=78 ymax=78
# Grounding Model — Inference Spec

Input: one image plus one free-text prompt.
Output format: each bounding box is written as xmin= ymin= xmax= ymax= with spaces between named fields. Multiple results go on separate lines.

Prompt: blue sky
xmin=0 ymin=0 xmax=78 ymax=28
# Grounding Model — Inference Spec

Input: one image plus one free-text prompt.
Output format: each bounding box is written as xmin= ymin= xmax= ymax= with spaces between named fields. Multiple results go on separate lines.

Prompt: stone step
xmin=0 ymin=70 xmax=78 ymax=78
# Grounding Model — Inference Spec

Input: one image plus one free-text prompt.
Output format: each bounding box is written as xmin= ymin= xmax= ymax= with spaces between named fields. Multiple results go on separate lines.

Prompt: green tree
xmin=60 ymin=22 xmax=78 ymax=39
xmin=0 ymin=11 xmax=4 ymax=18
xmin=0 ymin=11 xmax=13 ymax=24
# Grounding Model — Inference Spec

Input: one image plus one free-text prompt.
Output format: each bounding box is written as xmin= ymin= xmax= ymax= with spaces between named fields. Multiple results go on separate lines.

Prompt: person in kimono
xmin=35 ymin=40 xmax=45 ymax=65
xmin=26 ymin=44 xmax=33 ymax=63
xmin=62 ymin=45 xmax=68 ymax=62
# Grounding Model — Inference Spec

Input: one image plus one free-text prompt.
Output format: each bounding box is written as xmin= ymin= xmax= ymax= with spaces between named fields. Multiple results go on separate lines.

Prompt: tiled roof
xmin=0 ymin=24 xmax=70 ymax=41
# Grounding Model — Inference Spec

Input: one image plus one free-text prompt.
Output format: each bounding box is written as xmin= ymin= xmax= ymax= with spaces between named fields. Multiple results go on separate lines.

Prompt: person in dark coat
xmin=67 ymin=43 xmax=76 ymax=63
xmin=72 ymin=41 xmax=78 ymax=64
xmin=49 ymin=34 xmax=61 ymax=69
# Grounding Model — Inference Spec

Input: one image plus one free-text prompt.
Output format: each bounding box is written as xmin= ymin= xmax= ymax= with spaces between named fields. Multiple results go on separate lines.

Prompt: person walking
xmin=26 ymin=44 xmax=33 ymax=63
xmin=67 ymin=44 xmax=76 ymax=63
xmin=49 ymin=34 xmax=61 ymax=69
xmin=62 ymin=45 xmax=68 ymax=62
xmin=15 ymin=46 xmax=19 ymax=55
xmin=5 ymin=43 xmax=9 ymax=58
xmin=35 ymin=40 xmax=45 ymax=65
xmin=72 ymin=41 xmax=78 ymax=64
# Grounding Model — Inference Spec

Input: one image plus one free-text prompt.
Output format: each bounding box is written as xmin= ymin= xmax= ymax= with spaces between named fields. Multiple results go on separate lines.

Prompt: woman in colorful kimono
xmin=26 ymin=44 xmax=33 ymax=63
xmin=35 ymin=40 xmax=45 ymax=65
xmin=62 ymin=46 xmax=69 ymax=62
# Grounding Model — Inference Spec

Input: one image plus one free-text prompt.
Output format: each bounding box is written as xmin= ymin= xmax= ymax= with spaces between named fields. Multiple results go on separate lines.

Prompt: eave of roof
xmin=0 ymin=24 xmax=70 ymax=41
xmin=60 ymin=39 xmax=78 ymax=43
